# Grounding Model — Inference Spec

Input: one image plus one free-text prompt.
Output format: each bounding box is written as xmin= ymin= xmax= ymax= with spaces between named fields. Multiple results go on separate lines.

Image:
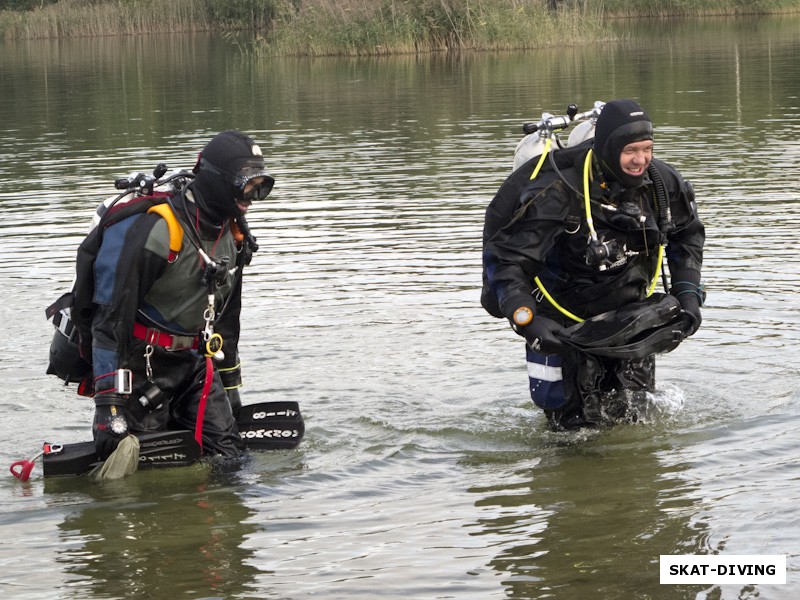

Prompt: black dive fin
xmin=236 ymin=401 xmax=305 ymax=450
xmin=39 ymin=401 xmax=305 ymax=477
xmin=42 ymin=429 xmax=200 ymax=477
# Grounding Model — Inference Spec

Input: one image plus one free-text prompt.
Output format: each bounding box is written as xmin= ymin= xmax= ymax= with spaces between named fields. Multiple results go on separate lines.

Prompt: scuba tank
xmin=482 ymin=102 xmax=605 ymax=318
xmin=512 ymin=101 xmax=604 ymax=172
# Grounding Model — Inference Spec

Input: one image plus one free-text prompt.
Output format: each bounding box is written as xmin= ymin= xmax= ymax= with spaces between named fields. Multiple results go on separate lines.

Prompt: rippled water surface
xmin=1 ymin=15 xmax=799 ymax=600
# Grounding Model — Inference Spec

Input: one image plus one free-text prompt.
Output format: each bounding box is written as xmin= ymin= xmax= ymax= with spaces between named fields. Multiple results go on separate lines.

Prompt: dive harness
xmin=533 ymin=146 xmax=674 ymax=325
xmin=525 ymin=146 xmax=683 ymax=359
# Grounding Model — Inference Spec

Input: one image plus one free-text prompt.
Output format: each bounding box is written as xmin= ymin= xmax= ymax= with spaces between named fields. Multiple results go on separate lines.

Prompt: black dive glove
xmin=513 ymin=310 xmax=567 ymax=354
xmin=671 ymin=281 xmax=704 ymax=338
xmin=92 ymin=396 xmax=129 ymax=460
xmin=519 ymin=317 xmax=567 ymax=354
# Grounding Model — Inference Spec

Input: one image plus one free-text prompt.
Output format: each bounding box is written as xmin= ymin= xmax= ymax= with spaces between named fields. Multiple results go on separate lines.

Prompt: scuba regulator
xmin=584 ymin=200 xmax=646 ymax=271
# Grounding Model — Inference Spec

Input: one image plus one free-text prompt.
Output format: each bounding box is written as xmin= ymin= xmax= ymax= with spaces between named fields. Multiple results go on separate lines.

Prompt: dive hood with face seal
xmin=555 ymin=294 xmax=685 ymax=359
xmin=593 ymin=99 xmax=653 ymax=189
xmin=192 ymin=130 xmax=275 ymax=221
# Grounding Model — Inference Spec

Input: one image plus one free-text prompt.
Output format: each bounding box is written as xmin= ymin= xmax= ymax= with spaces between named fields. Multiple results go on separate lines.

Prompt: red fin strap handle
xmin=10 ymin=443 xmax=63 ymax=482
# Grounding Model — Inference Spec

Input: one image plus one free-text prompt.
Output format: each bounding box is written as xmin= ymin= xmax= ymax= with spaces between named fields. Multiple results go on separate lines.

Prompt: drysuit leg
xmin=566 ymin=353 xmax=657 ymax=425
xmin=600 ymin=355 xmax=656 ymax=421
xmin=526 ymin=345 xmax=599 ymax=430
xmin=122 ymin=341 xmax=245 ymax=459
xmin=528 ymin=344 xmax=657 ymax=430
xmin=170 ymin=364 xmax=246 ymax=458
xmin=614 ymin=355 xmax=656 ymax=392
xmin=555 ymin=349 xmax=606 ymax=429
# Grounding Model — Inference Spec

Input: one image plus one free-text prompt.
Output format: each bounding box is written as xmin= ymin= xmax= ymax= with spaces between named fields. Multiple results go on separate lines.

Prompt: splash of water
xmin=617 ymin=383 xmax=686 ymax=425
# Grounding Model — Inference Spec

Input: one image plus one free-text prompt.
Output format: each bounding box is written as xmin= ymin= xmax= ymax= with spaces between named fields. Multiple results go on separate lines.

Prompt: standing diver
xmin=483 ymin=99 xmax=705 ymax=429
xmin=88 ymin=131 xmax=274 ymax=459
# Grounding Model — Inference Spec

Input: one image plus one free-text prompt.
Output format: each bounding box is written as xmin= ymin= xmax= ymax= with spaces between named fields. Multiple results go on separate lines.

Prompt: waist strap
xmin=132 ymin=322 xmax=198 ymax=351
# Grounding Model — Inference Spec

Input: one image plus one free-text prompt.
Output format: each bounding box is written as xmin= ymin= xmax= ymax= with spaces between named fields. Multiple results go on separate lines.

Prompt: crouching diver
xmin=483 ymin=99 xmax=705 ymax=430
xmin=90 ymin=130 xmax=274 ymax=459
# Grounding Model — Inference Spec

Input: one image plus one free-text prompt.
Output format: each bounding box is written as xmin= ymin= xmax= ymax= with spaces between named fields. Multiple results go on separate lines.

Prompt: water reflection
xmin=49 ymin=468 xmax=260 ymax=599
xmin=465 ymin=429 xmax=709 ymax=600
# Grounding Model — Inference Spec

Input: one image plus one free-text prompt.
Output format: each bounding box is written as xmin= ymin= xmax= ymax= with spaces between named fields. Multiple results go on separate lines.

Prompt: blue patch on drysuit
xmin=92 ymin=347 xmax=119 ymax=383
xmin=526 ymin=345 xmax=566 ymax=410
xmin=94 ymin=215 xmax=138 ymax=305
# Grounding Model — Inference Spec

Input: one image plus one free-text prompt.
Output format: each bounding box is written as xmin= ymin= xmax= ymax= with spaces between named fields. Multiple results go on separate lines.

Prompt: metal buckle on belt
xmin=141 ymin=325 xmax=195 ymax=352
xmin=167 ymin=335 xmax=195 ymax=351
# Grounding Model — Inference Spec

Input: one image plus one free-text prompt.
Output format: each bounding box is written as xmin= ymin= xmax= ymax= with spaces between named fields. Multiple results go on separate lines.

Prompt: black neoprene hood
xmin=199 ymin=130 xmax=266 ymax=176
xmin=593 ymin=99 xmax=653 ymax=189
xmin=191 ymin=130 xmax=273 ymax=221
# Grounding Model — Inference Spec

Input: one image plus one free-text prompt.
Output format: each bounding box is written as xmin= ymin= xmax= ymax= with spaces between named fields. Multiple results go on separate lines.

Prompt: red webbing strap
xmin=195 ymin=356 xmax=214 ymax=451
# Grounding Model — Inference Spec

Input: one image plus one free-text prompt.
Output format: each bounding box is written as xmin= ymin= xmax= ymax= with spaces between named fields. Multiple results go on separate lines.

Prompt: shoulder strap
xmin=146 ymin=203 xmax=184 ymax=261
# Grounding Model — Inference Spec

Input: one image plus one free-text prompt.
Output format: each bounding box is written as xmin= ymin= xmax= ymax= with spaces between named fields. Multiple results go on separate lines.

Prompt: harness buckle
xmin=140 ymin=324 xmax=196 ymax=352
xmin=167 ymin=335 xmax=196 ymax=352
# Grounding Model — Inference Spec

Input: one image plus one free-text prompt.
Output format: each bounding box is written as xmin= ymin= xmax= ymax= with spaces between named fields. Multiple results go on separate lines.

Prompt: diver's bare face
xmin=619 ymin=140 xmax=653 ymax=179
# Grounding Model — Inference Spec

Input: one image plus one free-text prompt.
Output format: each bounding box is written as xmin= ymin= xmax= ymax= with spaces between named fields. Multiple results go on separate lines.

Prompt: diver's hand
xmin=676 ymin=292 xmax=702 ymax=338
xmin=92 ymin=399 xmax=129 ymax=460
xmin=670 ymin=280 xmax=704 ymax=338
xmin=517 ymin=317 xmax=567 ymax=354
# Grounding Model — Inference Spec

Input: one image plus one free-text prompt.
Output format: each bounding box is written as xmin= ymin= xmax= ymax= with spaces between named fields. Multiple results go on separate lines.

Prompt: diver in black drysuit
xmin=483 ymin=99 xmax=705 ymax=429
xmin=91 ymin=131 xmax=274 ymax=459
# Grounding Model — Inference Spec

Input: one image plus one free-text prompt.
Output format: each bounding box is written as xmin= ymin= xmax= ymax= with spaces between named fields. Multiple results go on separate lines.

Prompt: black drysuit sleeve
xmin=653 ymin=159 xmax=705 ymax=288
xmin=483 ymin=176 xmax=573 ymax=321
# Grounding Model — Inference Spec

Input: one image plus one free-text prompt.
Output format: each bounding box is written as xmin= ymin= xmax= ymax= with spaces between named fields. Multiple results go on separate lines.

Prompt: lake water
xmin=1 ymin=14 xmax=799 ymax=600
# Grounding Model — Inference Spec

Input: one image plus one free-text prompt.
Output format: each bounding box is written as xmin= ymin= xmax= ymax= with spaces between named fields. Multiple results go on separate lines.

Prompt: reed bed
xmin=598 ymin=0 xmax=799 ymax=17
xmin=258 ymin=1 xmax=608 ymax=56
xmin=1 ymin=0 xmax=799 ymax=54
xmin=0 ymin=0 xmax=206 ymax=38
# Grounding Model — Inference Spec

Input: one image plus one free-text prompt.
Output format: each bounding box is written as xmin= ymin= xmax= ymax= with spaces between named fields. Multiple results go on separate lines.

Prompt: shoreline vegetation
xmin=1 ymin=0 xmax=799 ymax=56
